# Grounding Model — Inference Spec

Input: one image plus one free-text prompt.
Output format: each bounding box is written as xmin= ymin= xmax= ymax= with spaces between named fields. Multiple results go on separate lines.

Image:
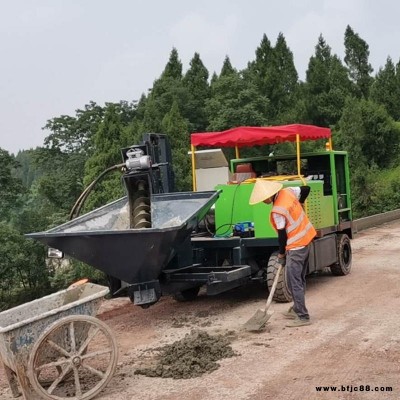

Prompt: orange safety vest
xmin=270 ymin=189 xmax=316 ymax=250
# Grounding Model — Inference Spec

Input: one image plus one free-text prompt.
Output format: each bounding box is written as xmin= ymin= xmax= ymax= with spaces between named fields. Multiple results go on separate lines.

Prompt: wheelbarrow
xmin=0 ymin=283 xmax=117 ymax=400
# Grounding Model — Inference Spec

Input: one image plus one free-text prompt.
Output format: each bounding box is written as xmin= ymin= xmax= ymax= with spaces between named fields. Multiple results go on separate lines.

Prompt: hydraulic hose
xmin=69 ymin=163 xmax=125 ymax=220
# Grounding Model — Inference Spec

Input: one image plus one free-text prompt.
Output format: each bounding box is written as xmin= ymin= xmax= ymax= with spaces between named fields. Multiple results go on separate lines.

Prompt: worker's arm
xmin=277 ymin=229 xmax=287 ymax=264
xmin=272 ymin=212 xmax=287 ymax=264
xmin=299 ymin=186 xmax=311 ymax=203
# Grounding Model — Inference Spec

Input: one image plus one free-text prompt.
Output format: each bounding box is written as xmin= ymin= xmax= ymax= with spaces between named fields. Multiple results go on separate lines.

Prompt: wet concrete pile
xmin=134 ymin=330 xmax=237 ymax=379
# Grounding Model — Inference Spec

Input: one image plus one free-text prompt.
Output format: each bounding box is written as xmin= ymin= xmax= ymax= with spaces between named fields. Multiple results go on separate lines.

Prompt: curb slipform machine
xmin=28 ymin=124 xmax=354 ymax=307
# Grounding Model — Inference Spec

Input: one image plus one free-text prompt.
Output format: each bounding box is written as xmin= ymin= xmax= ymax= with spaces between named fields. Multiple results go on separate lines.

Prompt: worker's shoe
xmin=282 ymin=306 xmax=297 ymax=319
xmin=285 ymin=317 xmax=311 ymax=328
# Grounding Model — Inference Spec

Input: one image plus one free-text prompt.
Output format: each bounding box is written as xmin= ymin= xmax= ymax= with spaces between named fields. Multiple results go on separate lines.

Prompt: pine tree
xmin=162 ymin=47 xmax=182 ymax=79
xmin=143 ymin=48 xmax=190 ymax=132
xmin=182 ymin=52 xmax=210 ymax=132
xmin=305 ymin=35 xmax=351 ymax=126
xmin=268 ymin=33 xmax=299 ymax=121
xmin=344 ymin=25 xmax=373 ymax=98
xmin=370 ymin=57 xmax=400 ymax=120
xmin=220 ymin=56 xmax=236 ymax=76
xmin=246 ymin=33 xmax=299 ymax=122
xmin=161 ymin=101 xmax=191 ymax=191
xmin=206 ymin=69 xmax=269 ymax=131
xmin=247 ymin=34 xmax=274 ymax=95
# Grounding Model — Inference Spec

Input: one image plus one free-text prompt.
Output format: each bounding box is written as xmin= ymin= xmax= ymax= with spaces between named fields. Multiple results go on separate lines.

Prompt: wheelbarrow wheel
xmin=27 ymin=315 xmax=118 ymax=400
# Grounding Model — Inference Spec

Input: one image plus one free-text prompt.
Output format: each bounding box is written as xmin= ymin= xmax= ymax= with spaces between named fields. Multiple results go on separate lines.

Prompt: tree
xmin=370 ymin=57 xmax=400 ymax=121
xmin=305 ymin=35 xmax=351 ymax=127
xmin=270 ymin=33 xmax=299 ymax=119
xmin=43 ymin=101 xmax=105 ymax=156
xmin=336 ymin=97 xmax=400 ymax=169
xmin=0 ymin=222 xmax=49 ymax=308
xmin=161 ymin=101 xmax=191 ymax=191
xmin=140 ymin=48 xmax=190 ymax=134
xmin=247 ymin=34 xmax=274 ymax=94
xmin=246 ymin=33 xmax=299 ymax=122
xmin=182 ymin=52 xmax=210 ymax=132
xmin=31 ymin=147 xmax=86 ymax=214
xmin=220 ymin=56 xmax=236 ymax=77
xmin=83 ymin=104 xmax=127 ymax=211
xmin=162 ymin=47 xmax=182 ymax=80
xmin=206 ymin=70 xmax=269 ymax=131
xmin=0 ymin=149 xmax=24 ymax=221
xmin=335 ymin=97 xmax=400 ymax=217
xmin=344 ymin=25 xmax=373 ymax=98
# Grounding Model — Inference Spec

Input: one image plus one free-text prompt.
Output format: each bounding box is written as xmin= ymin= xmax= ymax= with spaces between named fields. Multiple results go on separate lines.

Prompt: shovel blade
xmin=243 ymin=309 xmax=273 ymax=332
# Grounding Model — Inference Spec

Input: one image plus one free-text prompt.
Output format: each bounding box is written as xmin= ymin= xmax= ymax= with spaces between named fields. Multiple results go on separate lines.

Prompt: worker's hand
xmin=277 ymin=253 xmax=286 ymax=266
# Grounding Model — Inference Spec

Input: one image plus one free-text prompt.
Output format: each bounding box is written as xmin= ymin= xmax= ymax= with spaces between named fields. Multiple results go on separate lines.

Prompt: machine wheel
xmin=173 ymin=287 xmax=201 ymax=302
xmin=330 ymin=234 xmax=352 ymax=276
xmin=265 ymin=252 xmax=292 ymax=303
xmin=28 ymin=315 xmax=118 ymax=400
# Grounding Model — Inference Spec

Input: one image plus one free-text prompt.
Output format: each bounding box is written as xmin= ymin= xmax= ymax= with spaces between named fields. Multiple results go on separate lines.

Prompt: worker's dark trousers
xmin=286 ymin=246 xmax=310 ymax=320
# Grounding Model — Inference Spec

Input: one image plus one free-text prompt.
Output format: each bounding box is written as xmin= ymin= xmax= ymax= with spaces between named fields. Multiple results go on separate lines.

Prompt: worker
xmin=249 ymin=179 xmax=316 ymax=327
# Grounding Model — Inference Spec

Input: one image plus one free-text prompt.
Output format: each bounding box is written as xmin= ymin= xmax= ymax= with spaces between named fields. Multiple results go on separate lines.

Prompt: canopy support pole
xmin=191 ymin=144 xmax=197 ymax=191
xmin=296 ymin=134 xmax=302 ymax=177
xmin=235 ymin=145 xmax=240 ymax=159
xmin=296 ymin=133 xmax=308 ymax=213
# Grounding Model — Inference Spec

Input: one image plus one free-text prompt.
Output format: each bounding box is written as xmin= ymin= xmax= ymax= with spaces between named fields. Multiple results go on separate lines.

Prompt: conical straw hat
xmin=249 ymin=179 xmax=283 ymax=205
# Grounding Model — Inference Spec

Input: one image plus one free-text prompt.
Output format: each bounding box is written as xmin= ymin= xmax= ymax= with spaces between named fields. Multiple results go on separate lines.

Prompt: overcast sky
xmin=1 ymin=0 xmax=399 ymax=154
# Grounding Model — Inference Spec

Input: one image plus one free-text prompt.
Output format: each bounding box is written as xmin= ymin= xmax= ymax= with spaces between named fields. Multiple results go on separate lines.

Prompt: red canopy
xmin=191 ymin=124 xmax=331 ymax=148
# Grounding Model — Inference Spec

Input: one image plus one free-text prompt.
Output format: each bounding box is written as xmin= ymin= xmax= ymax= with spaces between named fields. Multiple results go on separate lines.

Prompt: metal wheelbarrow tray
xmin=0 ymin=283 xmax=117 ymax=400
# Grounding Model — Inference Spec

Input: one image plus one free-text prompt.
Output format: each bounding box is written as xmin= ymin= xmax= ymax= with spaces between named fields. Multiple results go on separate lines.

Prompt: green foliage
xmin=83 ymin=104 xmax=127 ymax=211
xmin=182 ymin=53 xmax=210 ymax=132
xmin=14 ymin=150 xmax=42 ymax=188
xmin=344 ymin=25 xmax=373 ymax=98
xmin=350 ymin=167 xmax=400 ymax=218
xmin=336 ymin=97 xmax=400 ymax=217
xmin=372 ymin=167 xmax=400 ymax=212
xmin=161 ymin=101 xmax=191 ymax=191
xmin=50 ymin=260 xmax=108 ymax=292
xmin=305 ymin=35 xmax=352 ymax=127
xmin=140 ymin=49 xmax=191 ymax=135
xmin=206 ymin=70 xmax=269 ymax=130
xmin=162 ymin=47 xmax=183 ymax=79
xmin=247 ymin=33 xmax=299 ymax=122
xmin=0 ymin=222 xmax=49 ymax=310
xmin=370 ymin=57 xmax=400 ymax=121
xmin=336 ymin=97 xmax=400 ymax=169
xmin=220 ymin=56 xmax=236 ymax=76
xmin=43 ymin=101 xmax=105 ymax=156
xmin=0 ymin=149 xmax=24 ymax=221
xmin=31 ymin=148 xmax=86 ymax=213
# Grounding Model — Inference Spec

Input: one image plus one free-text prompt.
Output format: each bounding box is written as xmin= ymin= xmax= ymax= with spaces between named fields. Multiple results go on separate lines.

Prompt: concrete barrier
xmin=355 ymin=209 xmax=400 ymax=232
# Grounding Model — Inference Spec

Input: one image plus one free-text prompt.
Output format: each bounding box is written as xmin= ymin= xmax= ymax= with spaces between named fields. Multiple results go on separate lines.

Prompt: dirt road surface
xmin=1 ymin=220 xmax=400 ymax=400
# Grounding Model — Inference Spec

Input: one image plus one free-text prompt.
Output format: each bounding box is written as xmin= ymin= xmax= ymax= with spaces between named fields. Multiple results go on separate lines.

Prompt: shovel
xmin=244 ymin=264 xmax=283 ymax=332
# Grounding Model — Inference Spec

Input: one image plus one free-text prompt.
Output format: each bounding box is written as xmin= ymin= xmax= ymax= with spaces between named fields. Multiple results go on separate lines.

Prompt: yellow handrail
xmin=191 ymin=144 xmax=197 ymax=191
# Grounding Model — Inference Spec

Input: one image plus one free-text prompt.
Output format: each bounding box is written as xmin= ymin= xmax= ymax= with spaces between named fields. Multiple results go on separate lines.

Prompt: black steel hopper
xmin=26 ymin=191 xmax=220 ymax=284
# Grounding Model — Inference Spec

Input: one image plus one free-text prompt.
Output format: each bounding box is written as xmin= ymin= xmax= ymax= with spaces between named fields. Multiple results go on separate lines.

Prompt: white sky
xmin=1 ymin=0 xmax=399 ymax=154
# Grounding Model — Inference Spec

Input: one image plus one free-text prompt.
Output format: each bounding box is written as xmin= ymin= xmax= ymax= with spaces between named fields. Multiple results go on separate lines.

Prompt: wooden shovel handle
xmin=264 ymin=264 xmax=283 ymax=311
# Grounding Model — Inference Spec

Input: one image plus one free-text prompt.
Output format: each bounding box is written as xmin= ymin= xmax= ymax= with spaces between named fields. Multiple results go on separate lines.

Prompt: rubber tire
xmin=173 ymin=287 xmax=201 ymax=302
xmin=330 ymin=234 xmax=352 ymax=276
xmin=266 ymin=252 xmax=292 ymax=303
